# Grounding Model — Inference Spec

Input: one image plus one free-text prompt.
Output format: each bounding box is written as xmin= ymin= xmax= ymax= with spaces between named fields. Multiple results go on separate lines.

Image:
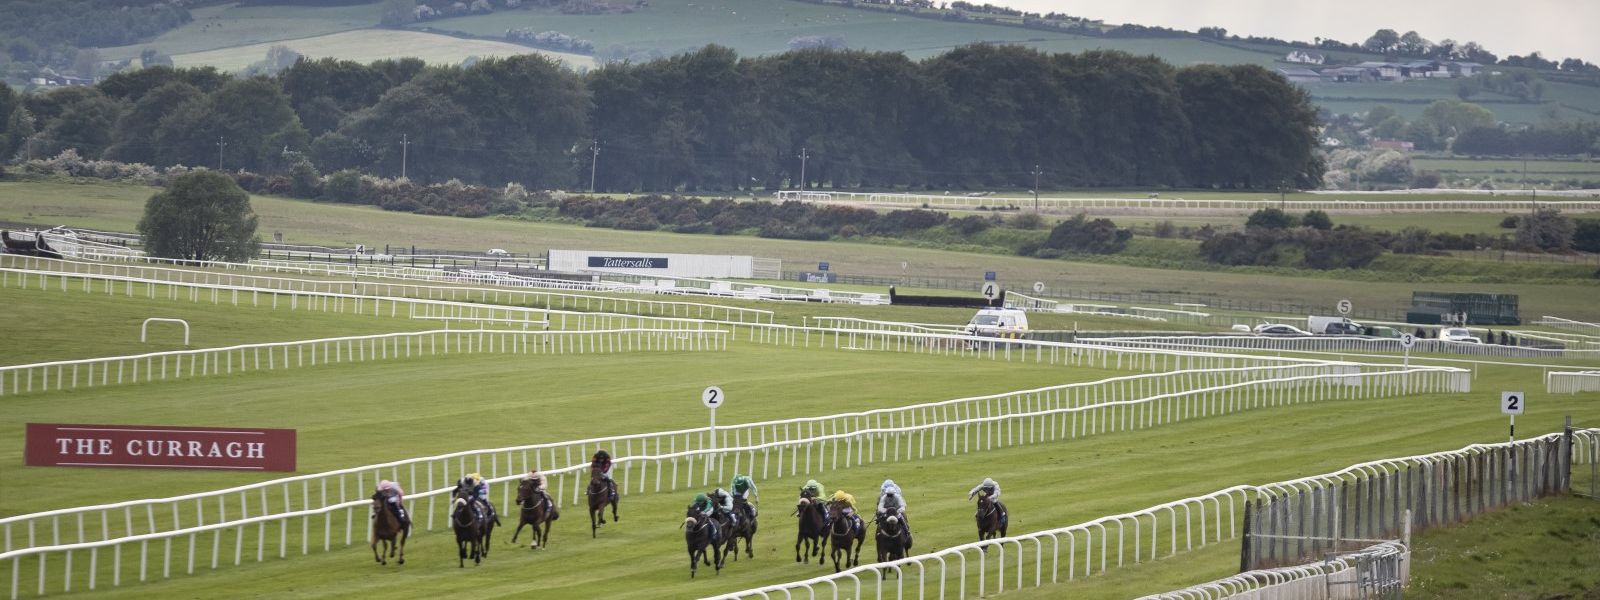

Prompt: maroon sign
xmin=25 ymin=423 xmax=296 ymax=471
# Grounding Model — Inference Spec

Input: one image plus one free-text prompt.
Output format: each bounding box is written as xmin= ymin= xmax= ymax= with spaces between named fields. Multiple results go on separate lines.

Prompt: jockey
xmin=592 ymin=450 xmax=616 ymax=501
xmin=877 ymin=479 xmax=908 ymax=530
xmin=829 ymin=489 xmax=861 ymax=535
xmin=967 ymin=477 xmax=1001 ymax=502
xmin=709 ymin=487 xmax=738 ymax=527
xmin=690 ymin=492 xmax=716 ymax=517
xmin=523 ymin=470 xmax=553 ymax=515
xmin=460 ymin=473 xmax=490 ymax=520
xmin=799 ymin=479 xmax=825 ymax=499
xmin=375 ymin=480 xmax=410 ymax=529
xmin=731 ymin=474 xmax=758 ymax=518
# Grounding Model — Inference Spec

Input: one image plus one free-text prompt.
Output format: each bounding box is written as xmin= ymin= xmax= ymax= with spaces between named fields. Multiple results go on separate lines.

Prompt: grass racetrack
xmin=4 ymin=179 xmax=1599 ymax=319
xmin=2 ymin=269 xmax=1598 ymax=598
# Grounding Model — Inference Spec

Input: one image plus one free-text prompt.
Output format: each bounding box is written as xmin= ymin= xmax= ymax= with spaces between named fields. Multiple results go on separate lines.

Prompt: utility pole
xmin=797 ymin=147 xmax=809 ymax=191
xmin=1031 ymin=164 xmax=1043 ymax=212
xmin=400 ymin=134 xmax=412 ymax=180
xmin=215 ymin=136 xmax=226 ymax=170
xmin=589 ymin=139 xmax=600 ymax=193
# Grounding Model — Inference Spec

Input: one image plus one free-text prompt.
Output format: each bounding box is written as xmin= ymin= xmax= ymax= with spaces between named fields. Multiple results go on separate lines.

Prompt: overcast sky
xmin=988 ymin=0 xmax=1599 ymax=63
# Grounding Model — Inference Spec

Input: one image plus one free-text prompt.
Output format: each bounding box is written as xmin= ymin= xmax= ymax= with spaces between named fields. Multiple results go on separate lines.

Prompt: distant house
xmin=1284 ymin=50 xmax=1326 ymax=65
xmin=1276 ymin=67 xmax=1323 ymax=84
xmin=1372 ymin=139 xmax=1415 ymax=151
xmin=1450 ymin=62 xmax=1483 ymax=77
xmin=1399 ymin=61 xmax=1448 ymax=78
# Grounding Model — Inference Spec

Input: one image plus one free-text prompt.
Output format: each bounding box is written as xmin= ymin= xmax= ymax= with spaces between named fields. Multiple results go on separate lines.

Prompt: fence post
xmin=1560 ymin=416 xmax=1572 ymax=493
xmin=1239 ymin=500 xmax=1254 ymax=572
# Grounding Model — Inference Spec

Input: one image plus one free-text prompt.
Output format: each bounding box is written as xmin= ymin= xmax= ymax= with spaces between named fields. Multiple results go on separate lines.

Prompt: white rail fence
xmin=709 ymin=429 xmax=1598 ymax=600
xmin=0 ymin=367 xmax=1469 ymax=596
xmin=0 ymin=364 xmax=1417 ymax=549
xmin=1547 ymin=371 xmax=1600 ymax=394
xmin=773 ymin=190 xmax=1600 ymax=212
xmin=0 ymin=255 xmax=775 ymax=323
xmin=0 ymin=327 xmax=728 ymax=398
xmin=1140 ymin=541 xmax=1409 ymax=600
xmin=1087 ymin=334 xmax=1594 ymax=359
xmin=2 ymin=261 xmax=1360 ymax=372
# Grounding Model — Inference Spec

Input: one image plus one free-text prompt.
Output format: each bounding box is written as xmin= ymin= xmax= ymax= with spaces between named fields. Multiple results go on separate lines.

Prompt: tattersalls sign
xmin=587 ymin=256 xmax=670 ymax=269
xmin=25 ymin=423 xmax=297 ymax=471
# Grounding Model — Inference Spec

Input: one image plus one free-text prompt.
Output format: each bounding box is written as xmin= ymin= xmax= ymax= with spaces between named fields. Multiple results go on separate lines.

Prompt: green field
xmin=4 ymin=179 xmax=1598 ymax=320
xmin=1413 ymin=157 xmax=1600 ymax=185
xmin=99 ymin=2 xmax=383 ymax=62
xmin=170 ymin=29 xmax=594 ymax=71
xmin=3 ymin=233 xmax=1599 ymax=598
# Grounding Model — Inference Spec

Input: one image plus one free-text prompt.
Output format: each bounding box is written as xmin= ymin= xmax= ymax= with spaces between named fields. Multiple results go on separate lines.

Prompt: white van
xmin=964 ymin=308 xmax=1030 ymax=339
xmin=1307 ymin=316 xmax=1363 ymax=335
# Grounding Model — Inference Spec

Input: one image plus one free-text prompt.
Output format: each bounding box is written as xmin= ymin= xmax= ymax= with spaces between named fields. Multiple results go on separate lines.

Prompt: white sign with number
xmin=701 ymin=386 xmax=725 ymax=409
xmin=1032 ymin=281 xmax=1045 ymax=293
xmin=981 ymin=282 xmax=1000 ymax=300
xmin=1399 ymin=333 xmax=1416 ymax=348
xmin=1337 ymin=299 xmax=1352 ymax=315
xmin=1500 ymin=391 xmax=1524 ymax=415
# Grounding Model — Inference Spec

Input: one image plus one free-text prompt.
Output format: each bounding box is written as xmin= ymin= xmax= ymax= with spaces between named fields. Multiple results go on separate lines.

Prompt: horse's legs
xmin=689 ymin=547 xmax=698 ymax=578
xmin=458 ymin=539 xmax=466 ymax=568
xmin=853 ymin=533 xmax=865 ymax=567
xmin=590 ymin=508 xmax=598 ymax=538
xmin=611 ymin=497 xmax=620 ymax=522
xmin=397 ymin=528 xmax=407 ymax=565
xmin=511 ymin=520 xmax=526 ymax=544
xmin=371 ymin=537 xmax=383 ymax=565
xmin=540 ymin=519 xmax=551 ymax=549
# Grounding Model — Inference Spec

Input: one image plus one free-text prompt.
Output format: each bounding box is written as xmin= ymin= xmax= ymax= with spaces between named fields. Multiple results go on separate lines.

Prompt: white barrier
xmin=0 ymin=327 xmax=727 ymax=397
xmin=774 ymin=190 xmax=1600 ymax=213
xmin=1 ymin=254 xmax=775 ymax=324
xmin=1139 ymin=541 xmax=1409 ymax=600
xmin=0 ymin=365 xmax=1468 ymax=587
xmin=709 ymin=429 xmax=1598 ymax=600
xmin=1086 ymin=334 xmax=1597 ymax=359
xmin=1547 ymin=371 xmax=1600 ymax=394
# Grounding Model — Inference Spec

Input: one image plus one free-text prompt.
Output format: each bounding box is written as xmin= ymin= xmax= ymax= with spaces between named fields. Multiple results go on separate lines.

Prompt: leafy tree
xmin=1246 ymin=207 xmax=1297 ymax=229
xmin=1452 ymin=126 xmax=1515 ymax=155
xmin=106 ymin=80 xmax=203 ymax=164
xmin=321 ymin=169 xmax=362 ymax=202
xmin=288 ymin=159 xmax=321 ymax=198
xmin=1371 ymin=115 xmax=1405 ymax=139
xmin=1363 ymin=29 xmax=1400 ymax=53
xmin=1 ymin=106 xmax=32 ymax=161
xmin=38 ymin=88 xmax=122 ymax=158
xmin=1176 ymin=64 xmax=1323 ymax=188
xmin=137 ymin=171 xmax=260 ymax=262
xmin=1365 ymin=105 xmax=1396 ymax=126
xmin=1573 ymin=219 xmax=1600 ymax=253
xmin=1040 ymin=213 xmax=1130 ymax=254
xmin=1455 ymin=77 xmax=1479 ymax=100
xmin=1400 ymin=120 xmax=1440 ymax=150
xmin=1420 ymin=99 xmax=1495 ymax=138
xmin=1514 ymin=207 xmax=1573 ymax=252
xmin=379 ymin=0 xmax=416 ymax=25
xmin=1301 ymin=210 xmax=1333 ymax=230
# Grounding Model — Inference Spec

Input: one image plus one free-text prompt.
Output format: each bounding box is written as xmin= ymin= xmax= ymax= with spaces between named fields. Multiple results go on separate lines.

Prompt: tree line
xmin=0 ymin=44 xmax=1326 ymax=192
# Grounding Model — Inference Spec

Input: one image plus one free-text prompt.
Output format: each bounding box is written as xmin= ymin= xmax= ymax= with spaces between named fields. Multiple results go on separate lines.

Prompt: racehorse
xmin=726 ymin=495 xmax=758 ymax=560
xmin=451 ymin=498 xmax=485 ymax=567
xmin=452 ymin=482 xmax=499 ymax=558
xmin=682 ymin=507 xmax=724 ymax=578
xmin=511 ymin=478 xmax=556 ymax=549
xmin=874 ymin=512 xmax=911 ymax=568
xmin=826 ymin=502 xmax=866 ymax=573
xmin=368 ymin=492 xmax=407 ymax=566
xmin=587 ymin=474 xmax=620 ymax=537
xmin=793 ymin=497 xmax=826 ymax=564
xmin=974 ymin=492 xmax=1008 ymax=543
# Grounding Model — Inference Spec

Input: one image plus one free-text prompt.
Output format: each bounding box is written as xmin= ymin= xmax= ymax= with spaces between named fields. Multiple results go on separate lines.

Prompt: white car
xmin=1440 ymin=327 xmax=1481 ymax=344
xmin=486 ymin=249 xmax=511 ymax=257
xmin=1253 ymin=323 xmax=1311 ymax=336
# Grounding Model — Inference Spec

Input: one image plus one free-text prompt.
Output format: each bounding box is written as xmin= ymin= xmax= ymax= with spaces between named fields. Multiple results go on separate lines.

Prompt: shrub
xmin=1153 ymin=220 xmax=1176 ymax=238
xmin=1246 ymin=207 xmax=1297 ymax=230
xmin=322 ymin=169 xmax=362 ymax=202
xmin=1301 ymin=210 xmax=1333 ymax=231
xmin=1574 ymin=219 xmax=1600 ymax=253
xmin=1499 ymin=215 xmax=1520 ymax=229
xmin=288 ymin=160 xmax=322 ymax=199
xmin=1040 ymin=213 xmax=1131 ymax=255
xmin=1409 ymin=170 xmax=1442 ymax=189
xmin=1301 ymin=228 xmax=1383 ymax=269
xmin=951 ymin=215 xmax=992 ymax=236
xmin=1008 ymin=212 xmax=1045 ymax=230
xmin=1514 ymin=207 xmax=1574 ymax=252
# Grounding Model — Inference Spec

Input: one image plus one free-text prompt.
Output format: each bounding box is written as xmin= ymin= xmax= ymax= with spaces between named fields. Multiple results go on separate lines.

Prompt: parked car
xmin=1254 ymin=323 xmax=1311 ymax=336
xmin=1363 ymin=326 xmax=1402 ymax=339
xmin=1307 ymin=316 xmax=1363 ymax=335
xmin=486 ymin=248 xmax=511 ymax=257
xmin=1440 ymin=327 xmax=1482 ymax=344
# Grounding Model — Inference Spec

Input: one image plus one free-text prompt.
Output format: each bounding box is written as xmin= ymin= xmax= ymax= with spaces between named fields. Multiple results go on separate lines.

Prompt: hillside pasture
xmin=98 ymin=2 xmax=383 ymax=62
xmin=168 ymin=29 xmax=594 ymax=72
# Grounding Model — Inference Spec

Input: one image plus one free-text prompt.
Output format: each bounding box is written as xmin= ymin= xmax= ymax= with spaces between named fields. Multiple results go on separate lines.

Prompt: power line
xmin=797 ymin=147 xmax=809 ymax=190
xmin=215 ymin=136 xmax=226 ymax=170
xmin=589 ymin=139 xmax=600 ymax=193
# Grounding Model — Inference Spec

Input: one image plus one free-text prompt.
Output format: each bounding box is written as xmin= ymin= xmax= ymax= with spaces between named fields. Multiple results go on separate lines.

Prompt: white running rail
xmin=0 ymin=367 xmax=1472 ymax=598
xmin=1547 ymin=371 xmax=1600 ymax=394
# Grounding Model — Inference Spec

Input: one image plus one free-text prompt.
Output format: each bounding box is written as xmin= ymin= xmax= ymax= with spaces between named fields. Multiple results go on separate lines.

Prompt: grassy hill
xmin=77 ymin=0 xmax=1600 ymax=125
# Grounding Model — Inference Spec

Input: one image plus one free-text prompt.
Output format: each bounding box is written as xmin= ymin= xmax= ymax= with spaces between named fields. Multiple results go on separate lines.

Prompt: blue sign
xmin=818 ymin=261 xmax=830 ymax=271
xmin=984 ymin=271 xmax=997 ymax=281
